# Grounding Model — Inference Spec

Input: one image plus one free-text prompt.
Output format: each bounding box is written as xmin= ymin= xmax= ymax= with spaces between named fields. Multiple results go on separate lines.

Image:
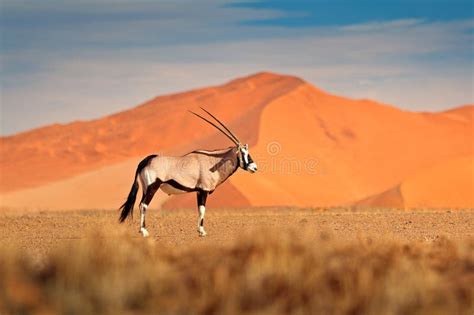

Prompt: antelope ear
xmin=244 ymin=144 xmax=249 ymax=149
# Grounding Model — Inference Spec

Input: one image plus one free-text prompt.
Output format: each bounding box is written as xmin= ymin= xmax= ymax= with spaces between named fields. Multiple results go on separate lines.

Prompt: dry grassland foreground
xmin=0 ymin=208 xmax=473 ymax=315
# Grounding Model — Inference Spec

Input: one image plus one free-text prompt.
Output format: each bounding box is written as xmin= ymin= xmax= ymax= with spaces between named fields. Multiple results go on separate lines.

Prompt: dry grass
xmin=1 ymin=228 xmax=473 ymax=315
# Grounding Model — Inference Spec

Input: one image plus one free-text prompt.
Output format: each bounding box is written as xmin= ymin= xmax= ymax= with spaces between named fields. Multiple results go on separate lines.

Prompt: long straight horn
xmin=189 ymin=111 xmax=239 ymax=145
xmin=200 ymin=107 xmax=241 ymax=144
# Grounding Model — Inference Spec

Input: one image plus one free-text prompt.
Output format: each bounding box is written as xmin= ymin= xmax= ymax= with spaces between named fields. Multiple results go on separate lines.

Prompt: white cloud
xmin=1 ymin=2 xmax=473 ymax=135
xmin=341 ymin=19 xmax=424 ymax=32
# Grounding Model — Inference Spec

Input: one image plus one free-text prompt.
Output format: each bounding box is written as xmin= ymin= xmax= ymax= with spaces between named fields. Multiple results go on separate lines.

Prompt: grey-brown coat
xmin=119 ymin=108 xmax=257 ymax=237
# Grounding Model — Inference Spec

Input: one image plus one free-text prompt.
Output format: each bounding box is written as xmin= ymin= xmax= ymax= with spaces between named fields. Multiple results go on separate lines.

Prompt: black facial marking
xmin=243 ymin=153 xmax=254 ymax=170
xmin=248 ymin=154 xmax=254 ymax=164
xmin=239 ymin=149 xmax=248 ymax=170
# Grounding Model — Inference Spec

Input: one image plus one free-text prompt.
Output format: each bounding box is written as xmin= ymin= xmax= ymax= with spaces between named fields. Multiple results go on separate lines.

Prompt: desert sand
xmin=2 ymin=208 xmax=473 ymax=315
xmin=1 ymin=207 xmax=472 ymax=260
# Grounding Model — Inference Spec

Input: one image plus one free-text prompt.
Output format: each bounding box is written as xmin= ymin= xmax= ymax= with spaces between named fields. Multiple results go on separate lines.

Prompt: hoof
xmin=140 ymin=228 xmax=150 ymax=238
xmin=198 ymin=229 xmax=207 ymax=237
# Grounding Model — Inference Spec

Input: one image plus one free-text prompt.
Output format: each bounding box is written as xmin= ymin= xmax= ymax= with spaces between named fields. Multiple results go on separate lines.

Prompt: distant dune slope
xmin=1 ymin=72 xmax=472 ymax=210
xmin=229 ymin=83 xmax=473 ymax=207
xmin=0 ymin=72 xmax=303 ymax=193
xmin=401 ymin=156 xmax=474 ymax=208
xmin=357 ymin=157 xmax=474 ymax=209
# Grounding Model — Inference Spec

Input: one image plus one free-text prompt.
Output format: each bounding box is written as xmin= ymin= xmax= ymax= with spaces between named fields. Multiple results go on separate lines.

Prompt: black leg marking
xmin=197 ymin=190 xmax=208 ymax=207
xmin=139 ymin=180 xmax=161 ymax=229
xmin=196 ymin=190 xmax=209 ymax=235
xmin=143 ymin=180 xmax=161 ymax=205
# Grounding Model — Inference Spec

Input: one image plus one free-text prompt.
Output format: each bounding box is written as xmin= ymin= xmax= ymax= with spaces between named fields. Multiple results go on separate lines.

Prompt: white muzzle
xmin=247 ymin=162 xmax=258 ymax=173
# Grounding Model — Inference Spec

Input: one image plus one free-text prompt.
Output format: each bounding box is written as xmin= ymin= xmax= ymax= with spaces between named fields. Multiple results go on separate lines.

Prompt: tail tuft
xmin=118 ymin=154 xmax=157 ymax=223
xmin=119 ymin=180 xmax=139 ymax=223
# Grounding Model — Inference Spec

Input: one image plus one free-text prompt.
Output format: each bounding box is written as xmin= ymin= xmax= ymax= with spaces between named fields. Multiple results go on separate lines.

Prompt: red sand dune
xmin=401 ymin=156 xmax=474 ymax=208
xmin=225 ymin=84 xmax=473 ymax=208
xmin=0 ymin=72 xmax=472 ymax=210
xmin=357 ymin=156 xmax=474 ymax=209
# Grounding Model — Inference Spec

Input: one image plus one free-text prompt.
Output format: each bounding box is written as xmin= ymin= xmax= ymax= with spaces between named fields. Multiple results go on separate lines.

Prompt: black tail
xmin=119 ymin=155 xmax=157 ymax=223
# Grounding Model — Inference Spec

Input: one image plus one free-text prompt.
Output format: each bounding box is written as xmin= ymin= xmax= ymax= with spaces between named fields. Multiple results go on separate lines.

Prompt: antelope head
xmin=189 ymin=107 xmax=258 ymax=173
xmin=237 ymin=143 xmax=257 ymax=173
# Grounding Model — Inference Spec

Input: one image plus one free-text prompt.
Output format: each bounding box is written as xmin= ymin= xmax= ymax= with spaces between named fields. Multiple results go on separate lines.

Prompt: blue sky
xmin=233 ymin=0 xmax=473 ymax=26
xmin=1 ymin=0 xmax=473 ymax=135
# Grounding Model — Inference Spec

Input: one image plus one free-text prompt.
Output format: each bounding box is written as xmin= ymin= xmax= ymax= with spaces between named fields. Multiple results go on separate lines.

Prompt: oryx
xmin=119 ymin=108 xmax=257 ymax=237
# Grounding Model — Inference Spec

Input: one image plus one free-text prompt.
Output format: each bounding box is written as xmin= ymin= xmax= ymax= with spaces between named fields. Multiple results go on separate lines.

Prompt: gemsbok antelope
xmin=119 ymin=108 xmax=258 ymax=237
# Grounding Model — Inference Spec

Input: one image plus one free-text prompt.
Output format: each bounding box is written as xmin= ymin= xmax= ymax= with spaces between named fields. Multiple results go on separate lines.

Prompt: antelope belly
xmin=160 ymin=183 xmax=188 ymax=195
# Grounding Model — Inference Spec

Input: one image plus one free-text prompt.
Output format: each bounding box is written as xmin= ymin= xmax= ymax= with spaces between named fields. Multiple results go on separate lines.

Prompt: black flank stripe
xmin=164 ymin=179 xmax=197 ymax=193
